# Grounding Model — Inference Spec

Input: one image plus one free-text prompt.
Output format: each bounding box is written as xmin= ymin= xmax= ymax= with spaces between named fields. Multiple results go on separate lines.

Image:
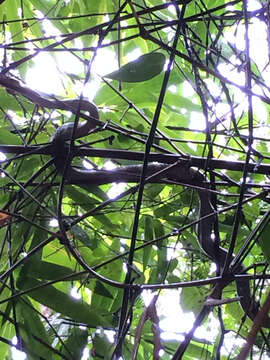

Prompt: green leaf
xmin=66 ymin=187 xmax=116 ymax=230
xmin=17 ymin=157 xmax=40 ymax=180
xmin=1 ymin=0 xmax=28 ymax=75
xmin=143 ymin=215 xmax=153 ymax=271
xmin=164 ymin=340 xmax=212 ymax=359
xmin=17 ymin=300 xmax=52 ymax=360
xmin=258 ymin=219 xmax=270 ymax=263
xmin=105 ymin=52 xmax=166 ymax=82
xmin=0 ymin=89 xmax=24 ymax=112
xmin=225 ymin=300 xmax=252 ymax=331
xmin=145 ymin=183 xmax=164 ymax=199
xmin=23 ymin=258 xmax=78 ymax=281
xmin=28 ymin=0 xmax=69 ymax=33
xmin=60 ymin=327 xmax=88 ymax=360
xmin=16 ymin=276 xmax=110 ymax=328
xmin=0 ymin=302 xmax=15 ymax=359
xmin=92 ymin=333 xmax=114 ymax=359
xmin=0 ymin=129 xmax=21 ymax=145
xmin=93 ymin=280 xmax=114 ymax=299
xmin=180 ymin=287 xmax=205 ymax=315
xmin=70 ymin=224 xmax=92 ymax=247
xmin=153 ymin=219 xmax=165 ymax=247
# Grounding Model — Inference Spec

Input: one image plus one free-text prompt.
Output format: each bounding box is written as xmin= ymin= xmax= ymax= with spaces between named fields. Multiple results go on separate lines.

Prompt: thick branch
xmin=1 ymin=144 xmax=270 ymax=175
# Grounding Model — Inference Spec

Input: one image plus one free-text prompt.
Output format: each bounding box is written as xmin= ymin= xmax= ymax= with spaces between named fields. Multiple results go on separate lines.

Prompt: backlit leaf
xmin=105 ymin=52 xmax=166 ymax=82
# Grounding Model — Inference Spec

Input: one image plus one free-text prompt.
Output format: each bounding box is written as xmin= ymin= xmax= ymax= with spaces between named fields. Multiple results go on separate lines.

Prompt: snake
xmin=0 ymin=75 xmax=268 ymax=327
xmin=50 ymin=99 xmax=270 ymax=327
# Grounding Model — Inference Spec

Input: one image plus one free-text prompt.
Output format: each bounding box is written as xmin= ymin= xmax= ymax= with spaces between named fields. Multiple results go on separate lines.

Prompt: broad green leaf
xmin=154 ymin=219 xmax=167 ymax=281
xmin=153 ymin=219 xmax=165 ymax=247
xmin=93 ymin=280 xmax=113 ymax=299
xmin=258 ymin=221 xmax=270 ymax=263
xmin=144 ymin=183 xmax=164 ymax=199
xmin=155 ymin=256 xmax=168 ymax=283
xmin=225 ymin=300 xmax=252 ymax=332
xmin=16 ymin=276 xmax=110 ymax=327
xmin=164 ymin=93 xmax=201 ymax=112
xmin=164 ymin=340 xmax=212 ymax=359
xmin=0 ymin=298 xmax=15 ymax=359
xmin=143 ymin=215 xmax=153 ymax=271
xmin=11 ymin=203 xmax=41 ymax=256
xmin=105 ymin=52 xmax=166 ymax=82
xmin=0 ymin=0 xmax=28 ymax=75
xmin=168 ymin=258 xmax=178 ymax=273
xmin=60 ymin=327 xmax=88 ymax=360
xmin=0 ymin=323 xmax=15 ymax=359
xmin=22 ymin=259 xmax=78 ymax=281
xmin=17 ymin=300 xmax=52 ymax=360
xmin=0 ymin=129 xmax=21 ymax=145
xmin=66 ymin=187 xmax=116 ymax=230
xmin=0 ymin=89 xmax=25 ymax=113
xmin=92 ymin=333 xmax=114 ymax=359
xmin=154 ymin=204 xmax=176 ymax=218
xmin=28 ymin=0 xmax=69 ymax=33
xmin=17 ymin=157 xmax=40 ymax=181
xmin=180 ymin=287 xmax=205 ymax=315
xmin=70 ymin=224 xmax=92 ymax=247
xmin=0 ymin=191 xmax=9 ymax=209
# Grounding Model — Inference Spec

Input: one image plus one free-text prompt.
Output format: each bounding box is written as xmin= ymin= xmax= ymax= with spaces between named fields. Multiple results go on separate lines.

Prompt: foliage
xmin=0 ymin=0 xmax=270 ymax=359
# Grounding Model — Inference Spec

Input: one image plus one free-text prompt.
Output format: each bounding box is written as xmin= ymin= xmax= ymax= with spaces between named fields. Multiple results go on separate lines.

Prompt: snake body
xmin=51 ymin=99 xmax=270 ymax=327
xmin=51 ymin=99 xmax=100 ymax=178
xmin=1 ymin=73 xmax=266 ymax=327
xmin=198 ymin=191 xmax=270 ymax=327
xmin=51 ymin=101 xmax=270 ymax=327
xmin=0 ymin=74 xmax=270 ymax=328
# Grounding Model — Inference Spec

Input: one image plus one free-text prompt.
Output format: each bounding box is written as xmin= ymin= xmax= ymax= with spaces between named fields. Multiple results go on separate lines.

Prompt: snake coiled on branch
xmin=50 ymin=97 xmax=270 ymax=327
xmin=0 ymin=75 xmax=268 ymax=327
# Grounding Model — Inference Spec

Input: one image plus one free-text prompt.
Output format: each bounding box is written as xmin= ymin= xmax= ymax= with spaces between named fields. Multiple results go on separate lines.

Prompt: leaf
xmin=164 ymin=340 xmax=212 ymax=359
xmin=143 ymin=215 xmax=153 ymax=271
xmin=0 ymin=129 xmax=21 ymax=145
xmin=70 ymin=224 xmax=93 ymax=247
xmin=258 ymin=219 xmax=270 ymax=263
xmin=66 ymin=187 xmax=116 ymax=230
xmin=154 ymin=204 xmax=175 ymax=218
xmin=93 ymin=280 xmax=114 ymax=299
xmin=60 ymin=327 xmax=88 ymax=360
xmin=17 ymin=300 xmax=52 ymax=360
xmin=22 ymin=259 xmax=79 ymax=281
xmin=225 ymin=300 xmax=252 ymax=332
xmin=153 ymin=219 xmax=165 ymax=247
xmin=16 ymin=276 xmax=110 ymax=328
xmin=1 ymin=0 xmax=28 ymax=75
xmin=105 ymin=52 xmax=166 ymax=82
xmin=0 ymin=292 xmax=15 ymax=358
xmin=180 ymin=287 xmax=205 ymax=315
xmin=154 ymin=219 xmax=167 ymax=282
xmin=92 ymin=334 xmax=114 ymax=359
xmin=28 ymin=0 xmax=68 ymax=34
xmin=17 ymin=157 xmax=40 ymax=180
xmin=145 ymin=183 xmax=164 ymax=199
xmin=0 ymin=191 xmax=9 ymax=209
